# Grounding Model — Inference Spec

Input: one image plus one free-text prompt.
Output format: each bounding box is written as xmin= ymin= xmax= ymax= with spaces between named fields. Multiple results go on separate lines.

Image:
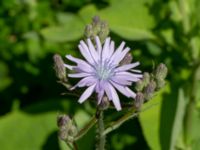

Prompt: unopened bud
xmin=120 ymin=53 xmax=133 ymax=65
xmin=53 ymin=54 xmax=67 ymax=82
xmin=99 ymin=96 xmax=110 ymax=110
xmin=57 ymin=114 xmax=78 ymax=142
xmin=92 ymin=16 xmax=100 ymax=25
xmin=155 ymin=63 xmax=168 ymax=80
xmin=144 ymin=80 xmax=157 ymax=100
xmin=84 ymin=16 xmax=109 ymax=44
xmin=134 ymin=92 xmax=144 ymax=110
xmin=156 ymin=78 xmax=166 ymax=89
xmin=135 ymin=80 xmax=144 ymax=92
xmin=98 ymin=21 xmax=109 ymax=43
xmin=57 ymin=114 xmax=70 ymax=127
xmin=84 ymin=24 xmax=93 ymax=38
xmin=143 ymin=72 xmax=150 ymax=87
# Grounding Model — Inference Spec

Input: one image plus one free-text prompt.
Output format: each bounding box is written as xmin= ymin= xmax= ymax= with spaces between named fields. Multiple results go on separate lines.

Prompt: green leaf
xmin=78 ymin=4 xmax=98 ymax=23
xmin=99 ymin=0 xmax=155 ymax=40
xmin=170 ymin=89 xmax=186 ymax=150
xmin=0 ymin=111 xmax=58 ymax=150
xmin=139 ymin=85 xmax=170 ymax=150
xmin=40 ymin=13 xmax=84 ymax=42
xmin=0 ymin=99 xmax=96 ymax=150
xmin=160 ymin=87 xmax=186 ymax=150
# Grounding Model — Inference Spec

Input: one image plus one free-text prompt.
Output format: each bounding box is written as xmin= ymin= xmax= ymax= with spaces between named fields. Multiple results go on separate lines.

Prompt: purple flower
xmin=64 ymin=36 xmax=142 ymax=111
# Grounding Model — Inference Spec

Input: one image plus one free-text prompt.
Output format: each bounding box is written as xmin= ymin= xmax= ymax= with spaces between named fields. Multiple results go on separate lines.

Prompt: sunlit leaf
xmin=139 ymin=84 xmax=170 ymax=150
xmin=0 ymin=111 xmax=58 ymax=150
xmin=99 ymin=0 xmax=155 ymax=40
xmin=41 ymin=14 xmax=84 ymax=42
xmin=78 ymin=4 xmax=98 ymax=23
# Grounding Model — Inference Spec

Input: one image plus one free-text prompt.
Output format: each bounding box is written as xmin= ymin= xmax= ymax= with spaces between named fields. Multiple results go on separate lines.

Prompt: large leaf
xmin=0 ymin=111 xmax=58 ymax=150
xmin=0 ymin=100 xmax=93 ymax=150
xmin=160 ymin=87 xmax=186 ymax=150
xmin=40 ymin=13 xmax=84 ymax=42
xmin=99 ymin=0 xmax=155 ymax=40
xmin=139 ymin=84 xmax=170 ymax=150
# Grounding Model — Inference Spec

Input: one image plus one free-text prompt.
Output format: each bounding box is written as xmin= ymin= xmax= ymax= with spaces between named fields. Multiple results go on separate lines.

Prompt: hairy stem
xmin=96 ymin=110 xmax=106 ymax=150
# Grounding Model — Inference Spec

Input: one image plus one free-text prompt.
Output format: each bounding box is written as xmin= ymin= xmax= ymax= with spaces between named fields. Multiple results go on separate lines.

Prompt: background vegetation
xmin=0 ymin=0 xmax=200 ymax=149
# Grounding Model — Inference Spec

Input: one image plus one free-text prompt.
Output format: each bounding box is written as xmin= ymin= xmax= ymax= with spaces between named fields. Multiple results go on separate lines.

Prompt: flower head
xmin=64 ymin=36 xmax=142 ymax=111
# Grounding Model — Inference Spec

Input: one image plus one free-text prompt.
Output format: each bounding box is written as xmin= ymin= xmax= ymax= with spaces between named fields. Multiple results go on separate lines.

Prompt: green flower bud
xmin=98 ymin=21 xmax=109 ymax=43
xmin=53 ymin=54 xmax=67 ymax=82
xmin=155 ymin=63 xmax=168 ymax=80
xmin=135 ymin=80 xmax=144 ymax=92
xmin=156 ymin=78 xmax=166 ymax=89
xmin=144 ymin=80 xmax=157 ymax=100
xmin=84 ymin=16 xmax=109 ymax=44
xmin=84 ymin=24 xmax=93 ymax=38
xmin=143 ymin=72 xmax=150 ymax=87
xmin=57 ymin=114 xmax=78 ymax=142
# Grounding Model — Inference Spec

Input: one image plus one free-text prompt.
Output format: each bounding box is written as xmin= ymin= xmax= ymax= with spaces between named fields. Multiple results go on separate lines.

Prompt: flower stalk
xmin=96 ymin=109 xmax=106 ymax=150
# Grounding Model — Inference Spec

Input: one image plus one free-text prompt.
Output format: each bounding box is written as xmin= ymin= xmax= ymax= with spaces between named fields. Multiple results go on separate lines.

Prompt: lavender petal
xmin=78 ymin=84 xmax=96 ymax=103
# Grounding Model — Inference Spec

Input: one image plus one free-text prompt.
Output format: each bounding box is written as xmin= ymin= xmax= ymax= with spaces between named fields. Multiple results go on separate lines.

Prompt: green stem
xmin=96 ymin=110 xmax=106 ymax=150
xmin=74 ymin=115 xmax=97 ymax=141
xmin=103 ymin=103 xmax=158 ymax=136
xmin=184 ymin=63 xmax=200 ymax=147
xmin=103 ymin=109 xmax=137 ymax=136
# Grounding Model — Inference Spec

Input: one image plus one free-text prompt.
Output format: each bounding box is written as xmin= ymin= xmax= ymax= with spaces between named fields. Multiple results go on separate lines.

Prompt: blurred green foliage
xmin=0 ymin=0 xmax=200 ymax=149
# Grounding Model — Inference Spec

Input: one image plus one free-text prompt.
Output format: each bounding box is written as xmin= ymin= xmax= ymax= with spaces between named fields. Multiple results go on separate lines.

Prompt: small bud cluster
xmin=134 ymin=63 xmax=168 ymax=110
xmin=57 ymin=114 xmax=78 ymax=142
xmin=84 ymin=16 xmax=109 ymax=43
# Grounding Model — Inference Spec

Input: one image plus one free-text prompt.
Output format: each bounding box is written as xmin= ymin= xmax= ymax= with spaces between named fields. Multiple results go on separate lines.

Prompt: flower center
xmin=95 ymin=60 xmax=115 ymax=80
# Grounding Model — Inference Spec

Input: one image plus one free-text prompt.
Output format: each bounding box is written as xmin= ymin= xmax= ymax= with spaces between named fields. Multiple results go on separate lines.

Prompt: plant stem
xmin=103 ymin=103 xmax=158 ymax=136
xmin=184 ymin=63 xmax=200 ymax=147
xmin=74 ymin=115 xmax=97 ymax=141
xmin=96 ymin=110 xmax=106 ymax=150
xmin=103 ymin=109 xmax=137 ymax=136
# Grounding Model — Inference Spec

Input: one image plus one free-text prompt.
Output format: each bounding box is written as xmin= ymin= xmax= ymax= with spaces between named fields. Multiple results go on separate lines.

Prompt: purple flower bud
xmin=57 ymin=114 xmax=70 ymax=127
xmin=144 ymin=80 xmax=156 ymax=100
xmin=134 ymin=92 xmax=144 ymax=110
xmin=120 ymin=53 xmax=133 ymax=65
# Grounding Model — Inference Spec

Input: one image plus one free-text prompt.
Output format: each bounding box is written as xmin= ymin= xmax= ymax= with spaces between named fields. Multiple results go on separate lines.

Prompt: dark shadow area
xmin=42 ymin=131 xmax=60 ymax=150
xmin=106 ymin=117 xmax=150 ymax=150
